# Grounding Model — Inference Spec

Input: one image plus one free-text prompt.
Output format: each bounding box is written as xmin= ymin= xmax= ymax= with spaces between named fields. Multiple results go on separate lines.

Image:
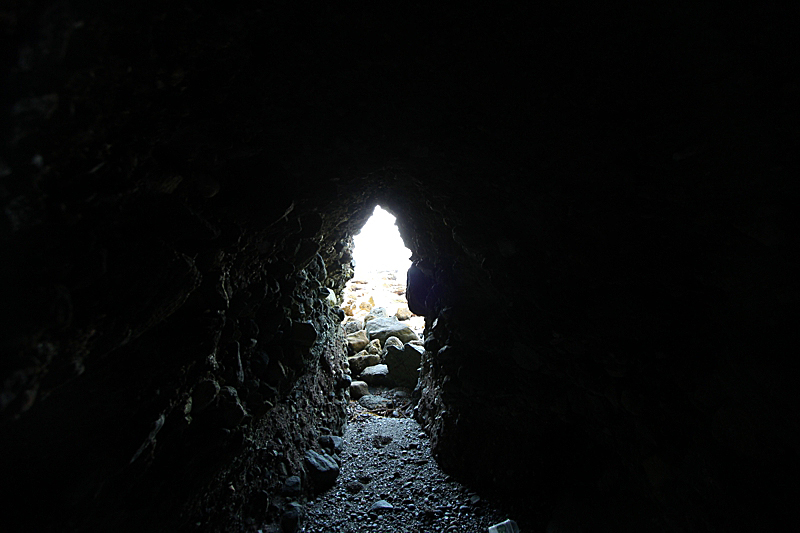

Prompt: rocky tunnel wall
xmin=2 ymin=2 xmax=797 ymax=532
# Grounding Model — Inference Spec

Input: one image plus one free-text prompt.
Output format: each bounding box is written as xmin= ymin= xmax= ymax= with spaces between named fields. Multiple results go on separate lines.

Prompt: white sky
xmin=352 ymin=205 xmax=412 ymax=274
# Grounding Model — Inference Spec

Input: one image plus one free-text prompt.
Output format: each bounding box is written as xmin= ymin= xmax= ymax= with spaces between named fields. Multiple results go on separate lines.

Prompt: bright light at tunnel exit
xmin=352 ymin=206 xmax=412 ymax=274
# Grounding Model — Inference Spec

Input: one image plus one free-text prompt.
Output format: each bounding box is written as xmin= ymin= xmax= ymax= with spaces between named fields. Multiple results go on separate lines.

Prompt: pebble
xmin=282 ymin=475 xmax=302 ymax=496
xmin=370 ymin=499 xmax=394 ymax=512
xmin=344 ymin=480 xmax=363 ymax=494
xmin=299 ymin=402 xmax=513 ymax=532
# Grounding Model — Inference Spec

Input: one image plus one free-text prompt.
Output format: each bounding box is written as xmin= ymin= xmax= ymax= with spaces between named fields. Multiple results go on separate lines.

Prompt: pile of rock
xmin=339 ymin=270 xmax=424 ymax=338
xmin=343 ymin=307 xmax=424 ymax=396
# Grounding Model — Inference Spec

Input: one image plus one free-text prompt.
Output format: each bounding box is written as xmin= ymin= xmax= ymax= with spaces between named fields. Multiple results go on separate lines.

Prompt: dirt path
xmin=301 ymin=403 xmax=514 ymax=533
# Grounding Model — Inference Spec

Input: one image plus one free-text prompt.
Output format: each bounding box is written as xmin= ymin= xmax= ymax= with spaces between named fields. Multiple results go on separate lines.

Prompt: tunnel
xmin=0 ymin=2 xmax=796 ymax=532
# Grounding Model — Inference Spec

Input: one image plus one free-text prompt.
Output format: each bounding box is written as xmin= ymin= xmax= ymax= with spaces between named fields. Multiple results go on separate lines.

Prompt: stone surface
xmin=384 ymin=336 xmax=404 ymax=351
xmin=303 ymin=416 xmax=510 ymax=531
xmin=395 ymin=307 xmax=413 ymax=321
xmin=282 ymin=476 xmax=302 ymax=496
xmin=304 ymin=450 xmax=340 ymax=492
xmin=385 ymin=343 xmax=404 ymax=360
xmin=349 ymin=380 xmax=370 ymax=399
xmin=358 ymin=394 xmax=392 ymax=410
xmin=364 ymin=307 xmax=389 ymax=323
xmin=385 ymin=344 xmax=424 ymax=388
xmin=370 ymin=499 xmax=394 ymax=512
xmin=348 ymin=353 xmax=381 ymax=375
xmin=343 ymin=320 xmax=363 ymax=335
xmin=291 ymin=321 xmax=318 ymax=347
xmin=281 ymin=502 xmax=304 ymax=533
xmin=345 ymin=330 xmax=370 ymax=354
xmin=192 ymin=379 xmax=220 ymax=412
xmin=358 ymin=296 xmax=375 ymax=311
xmin=360 ymin=364 xmax=390 ymax=386
xmin=344 ymin=480 xmax=364 ymax=494
xmin=319 ymin=435 xmax=344 ymax=454
xmin=365 ymin=317 xmax=419 ymax=345
xmin=366 ymin=338 xmax=382 ymax=354
xmin=406 ymin=264 xmax=434 ymax=317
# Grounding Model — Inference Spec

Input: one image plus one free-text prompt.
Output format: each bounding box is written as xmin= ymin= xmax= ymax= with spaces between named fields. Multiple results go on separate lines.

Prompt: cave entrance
xmin=340 ymin=205 xmax=425 ymax=410
xmin=343 ymin=205 xmax=415 ymax=321
xmin=353 ymin=205 xmax=411 ymax=276
xmin=341 ymin=205 xmax=422 ymax=326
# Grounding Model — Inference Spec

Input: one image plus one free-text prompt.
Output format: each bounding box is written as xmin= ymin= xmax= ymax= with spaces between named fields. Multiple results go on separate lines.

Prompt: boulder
xmin=282 ymin=475 xmax=302 ymax=496
xmin=343 ymin=320 xmax=363 ymax=335
xmin=345 ymin=330 xmax=369 ymax=354
xmin=385 ymin=343 xmax=404 ymax=361
xmin=364 ymin=307 xmax=388 ymax=323
xmin=384 ymin=336 xmax=403 ymax=351
xmin=319 ymin=435 xmax=344 ymax=454
xmin=281 ymin=502 xmax=304 ymax=533
xmin=358 ymin=296 xmax=375 ymax=311
xmin=395 ymin=307 xmax=413 ymax=320
xmin=365 ymin=317 xmax=419 ymax=345
xmin=358 ymin=394 xmax=392 ymax=410
xmin=384 ymin=343 xmax=423 ymax=388
xmin=366 ymin=338 xmax=381 ymax=354
xmin=348 ymin=353 xmax=381 ymax=375
xmin=360 ymin=364 xmax=390 ymax=385
xmin=304 ymin=450 xmax=340 ymax=492
xmin=349 ymin=380 xmax=369 ymax=399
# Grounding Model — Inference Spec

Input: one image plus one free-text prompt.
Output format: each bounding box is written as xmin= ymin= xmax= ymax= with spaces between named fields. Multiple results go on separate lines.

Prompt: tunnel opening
xmin=351 ymin=205 xmax=412 ymax=278
xmin=339 ymin=204 xmax=425 ymax=416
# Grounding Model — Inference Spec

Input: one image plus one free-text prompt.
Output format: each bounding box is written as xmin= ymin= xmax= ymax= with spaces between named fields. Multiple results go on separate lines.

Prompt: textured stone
xmin=358 ymin=296 xmax=375 ymax=311
xmin=384 ymin=336 xmax=403 ymax=351
xmin=304 ymin=450 xmax=340 ymax=492
xmin=349 ymin=380 xmax=369 ymax=399
xmin=406 ymin=264 xmax=434 ymax=316
xmin=358 ymin=394 xmax=391 ymax=410
xmin=1 ymin=6 xmax=789 ymax=532
xmin=218 ymin=397 xmax=247 ymax=429
xmin=281 ymin=501 xmax=304 ymax=533
xmin=282 ymin=475 xmax=302 ymax=496
xmin=366 ymin=338 xmax=381 ymax=355
xmin=345 ymin=330 xmax=369 ymax=354
xmin=348 ymin=353 xmax=381 ymax=375
xmin=370 ymin=499 xmax=394 ymax=512
xmin=292 ymin=321 xmax=318 ymax=347
xmin=365 ymin=317 xmax=419 ymax=345
xmin=343 ymin=320 xmax=363 ymax=335
xmin=319 ymin=435 xmax=344 ymax=454
xmin=360 ymin=364 xmax=390 ymax=386
xmin=395 ymin=307 xmax=413 ymax=321
xmin=364 ymin=307 xmax=388 ymax=323
xmin=385 ymin=344 xmax=423 ymax=388
xmin=345 ymin=480 xmax=364 ymax=494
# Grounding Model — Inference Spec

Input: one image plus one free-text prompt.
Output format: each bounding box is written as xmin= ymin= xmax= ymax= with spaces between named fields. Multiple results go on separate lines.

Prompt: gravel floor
xmin=301 ymin=400 xmax=515 ymax=533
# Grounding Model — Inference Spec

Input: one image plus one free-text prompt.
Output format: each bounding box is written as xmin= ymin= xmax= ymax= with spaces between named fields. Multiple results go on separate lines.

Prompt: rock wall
xmin=2 ymin=2 xmax=796 ymax=532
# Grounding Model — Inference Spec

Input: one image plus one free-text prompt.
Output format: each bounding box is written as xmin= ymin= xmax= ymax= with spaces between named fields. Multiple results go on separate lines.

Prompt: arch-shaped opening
xmin=351 ymin=205 xmax=412 ymax=276
xmin=340 ymin=204 xmax=425 ymax=410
